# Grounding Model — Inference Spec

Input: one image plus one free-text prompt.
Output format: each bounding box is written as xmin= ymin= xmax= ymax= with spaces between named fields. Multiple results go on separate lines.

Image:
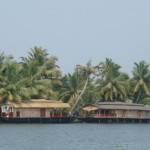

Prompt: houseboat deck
xmin=0 ymin=116 xmax=74 ymax=123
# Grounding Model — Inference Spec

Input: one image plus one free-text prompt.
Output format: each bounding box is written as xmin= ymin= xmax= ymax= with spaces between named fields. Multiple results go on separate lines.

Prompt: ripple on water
xmin=0 ymin=124 xmax=150 ymax=150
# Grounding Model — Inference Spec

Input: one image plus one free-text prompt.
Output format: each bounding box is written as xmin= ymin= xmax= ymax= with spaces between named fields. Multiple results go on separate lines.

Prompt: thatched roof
xmin=5 ymin=99 xmax=70 ymax=109
xmin=82 ymin=102 xmax=150 ymax=111
xmin=83 ymin=105 xmax=99 ymax=111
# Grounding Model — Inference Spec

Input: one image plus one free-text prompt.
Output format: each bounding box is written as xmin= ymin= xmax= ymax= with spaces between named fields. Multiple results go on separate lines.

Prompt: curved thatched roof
xmin=82 ymin=102 xmax=150 ymax=111
xmin=5 ymin=99 xmax=70 ymax=109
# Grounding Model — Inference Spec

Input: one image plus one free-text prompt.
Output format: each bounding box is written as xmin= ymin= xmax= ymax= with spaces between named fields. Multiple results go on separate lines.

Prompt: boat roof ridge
xmin=97 ymin=101 xmax=143 ymax=106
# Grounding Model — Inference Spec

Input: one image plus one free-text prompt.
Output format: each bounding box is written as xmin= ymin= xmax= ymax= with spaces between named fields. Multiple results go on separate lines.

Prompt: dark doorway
xmin=16 ymin=111 xmax=20 ymax=117
xmin=40 ymin=108 xmax=46 ymax=117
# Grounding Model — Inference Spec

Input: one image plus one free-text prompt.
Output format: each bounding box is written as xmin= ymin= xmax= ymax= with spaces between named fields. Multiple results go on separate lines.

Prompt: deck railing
xmin=50 ymin=113 xmax=71 ymax=118
xmin=81 ymin=113 xmax=116 ymax=118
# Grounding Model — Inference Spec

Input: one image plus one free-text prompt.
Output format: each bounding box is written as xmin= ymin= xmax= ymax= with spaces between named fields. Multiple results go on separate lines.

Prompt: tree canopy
xmin=0 ymin=48 xmax=150 ymax=113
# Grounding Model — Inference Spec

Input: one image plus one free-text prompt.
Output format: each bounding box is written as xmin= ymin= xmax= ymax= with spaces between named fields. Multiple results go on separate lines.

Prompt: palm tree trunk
xmin=70 ymin=78 xmax=88 ymax=114
xmin=136 ymin=90 xmax=141 ymax=103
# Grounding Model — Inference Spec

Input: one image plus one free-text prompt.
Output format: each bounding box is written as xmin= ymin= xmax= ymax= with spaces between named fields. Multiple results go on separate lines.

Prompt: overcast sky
xmin=0 ymin=0 xmax=150 ymax=76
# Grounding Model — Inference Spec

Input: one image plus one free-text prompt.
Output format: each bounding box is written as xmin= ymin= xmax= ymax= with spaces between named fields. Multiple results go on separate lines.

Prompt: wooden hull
xmin=0 ymin=117 xmax=74 ymax=124
xmin=77 ymin=117 xmax=150 ymax=123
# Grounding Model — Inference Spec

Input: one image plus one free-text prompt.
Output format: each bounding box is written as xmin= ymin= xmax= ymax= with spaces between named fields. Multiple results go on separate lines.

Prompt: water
xmin=0 ymin=123 xmax=150 ymax=150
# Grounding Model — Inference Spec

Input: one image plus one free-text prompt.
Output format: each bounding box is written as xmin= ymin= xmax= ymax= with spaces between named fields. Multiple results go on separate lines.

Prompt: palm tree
xmin=81 ymin=80 xmax=99 ymax=105
xmin=132 ymin=61 xmax=150 ymax=103
xmin=97 ymin=58 xmax=130 ymax=101
xmin=27 ymin=46 xmax=48 ymax=66
xmin=19 ymin=47 xmax=62 ymax=100
xmin=0 ymin=56 xmax=26 ymax=102
xmin=70 ymin=60 xmax=97 ymax=113
xmin=0 ymin=51 xmax=5 ymax=67
xmin=60 ymin=73 xmax=81 ymax=104
xmin=39 ymin=56 xmax=62 ymax=79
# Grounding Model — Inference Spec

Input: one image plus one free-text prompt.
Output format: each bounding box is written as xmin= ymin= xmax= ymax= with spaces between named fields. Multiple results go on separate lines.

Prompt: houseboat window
xmin=139 ymin=111 xmax=142 ymax=118
xmin=3 ymin=106 xmax=9 ymax=112
xmin=8 ymin=107 xmax=13 ymax=112
xmin=123 ymin=111 xmax=126 ymax=117
xmin=16 ymin=111 xmax=20 ymax=117
xmin=50 ymin=109 xmax=54 ymax=117
xmin=93 ymin=110 xmax=98 ymax=114
xmin=105 ymin=110 xmax=111 ymax=114
xmin=54 ymin=109 xmax=61 ymax=117
xmin=101 ymin=110 xmax=105 ymax=114
xmin=2 ymin=106 xmax=13 ymax=112
xmin=62 ymin=108 xmax=68 ymax=116
xmin=100 ymin=110 xmax=112 ymax=116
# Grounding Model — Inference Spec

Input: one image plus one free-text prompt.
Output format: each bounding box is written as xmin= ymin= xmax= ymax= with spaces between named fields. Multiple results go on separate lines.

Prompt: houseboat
xmin=0 ymin=99 xmax=74 ymax=123
xmin=78 ymin=102 xmax=150 ymax=123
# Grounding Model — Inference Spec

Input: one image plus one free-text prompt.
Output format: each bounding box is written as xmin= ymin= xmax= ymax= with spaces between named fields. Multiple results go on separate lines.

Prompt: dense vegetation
xmin=0 ymin=47 xmax=150 ymax=113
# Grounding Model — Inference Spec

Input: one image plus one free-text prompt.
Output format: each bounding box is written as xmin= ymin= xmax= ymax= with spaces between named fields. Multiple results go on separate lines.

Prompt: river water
xmin=0 ymin=123 xmax=150 ymax=150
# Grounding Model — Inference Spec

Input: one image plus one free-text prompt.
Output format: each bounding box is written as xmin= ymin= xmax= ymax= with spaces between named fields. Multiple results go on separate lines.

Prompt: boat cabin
xmin=0 ymin=99 xmax=71 ymax=118
xmin=80 ymin=102 xmax=150 ymax=118
xmin=78 ymin=102 xmax=150 ymax=123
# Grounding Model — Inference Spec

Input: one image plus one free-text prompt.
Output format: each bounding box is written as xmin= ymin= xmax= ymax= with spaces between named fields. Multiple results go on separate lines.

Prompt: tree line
xmin=0 ymin=47 xmax=150 ymax=113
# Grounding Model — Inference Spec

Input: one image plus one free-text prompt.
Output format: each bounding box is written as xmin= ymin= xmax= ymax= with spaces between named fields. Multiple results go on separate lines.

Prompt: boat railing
xmin=81 ymin=113 xmax=116 ymax=118
xmin=1 ymin=112 xmax=13 ymax=117
xmin=50 ymin=113 xmax=71 ymax=118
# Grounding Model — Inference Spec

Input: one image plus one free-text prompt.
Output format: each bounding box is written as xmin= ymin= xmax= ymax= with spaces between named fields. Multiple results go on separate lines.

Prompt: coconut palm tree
xmin=0 ymin=56 xmax=28 ymax=102
xmin=27 ymin=46 xmax=48 ymax=66
xmin=60 ymin=73 xmax=81 ymax=104
xmin=70 ymin=60 xmax=98 ymax=113
xmin=0 ymin=51 xmax=5 ymax=67
xmin=81 ymin=80 xmax=99 ymax=105
xmin=39 ymin=56 xmax=62 ymax=79
xmin=19 ymin=48 xmax=62 ymax=100
xmin=97 ymin=58 xmax=130 ymax=101
xmin=132 ymin=61 xmax=150 ymax=103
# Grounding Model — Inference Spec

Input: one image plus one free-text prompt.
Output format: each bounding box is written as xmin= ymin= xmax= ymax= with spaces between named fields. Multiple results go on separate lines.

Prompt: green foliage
xmin=131 ymin=61 xmax=150 ymax=103
xmin=0 ymin=48 xmax=150 ymax=108
xmin=96 ymin=58 xmax=130 ymax=102
xmin=60 ymin=73 xmax=82 ymax=104
xmin=0 ymin=47 xmax=62 ymax=102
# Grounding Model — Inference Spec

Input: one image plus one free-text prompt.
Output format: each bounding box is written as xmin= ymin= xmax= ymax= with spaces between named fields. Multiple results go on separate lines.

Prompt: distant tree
xmin=60 ymin=73 xmax=81 ymax=104
xmin=0 ymin=56 xmax=26 ymax=102
xmin=27 ymin=46 xmax=48 ymax=66
xmin=132 ymin=61 xmax=150 ymax=103
xmin=0 ymin=51 xmax=5 ymax=67
xmin=96 ymin=58 xmax=130 ymax=101
xmin=19 ymin=47 xmax=62 ymax=100
xmin=70 ymin=60 xmax=97 ymax=113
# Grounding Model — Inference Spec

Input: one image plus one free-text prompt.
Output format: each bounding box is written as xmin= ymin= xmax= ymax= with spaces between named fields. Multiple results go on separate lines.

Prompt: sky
xmin=0 ymin=0 xmax=150 ymax=76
